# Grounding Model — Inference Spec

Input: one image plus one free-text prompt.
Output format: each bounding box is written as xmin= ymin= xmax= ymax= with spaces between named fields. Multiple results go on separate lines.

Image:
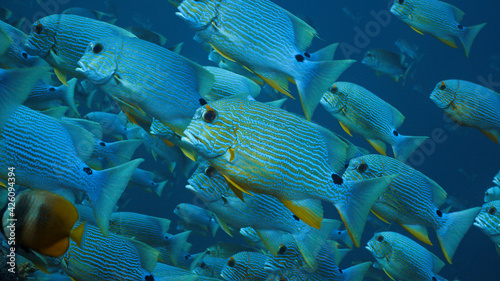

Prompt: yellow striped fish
xmin=390 ymin=0 xmax=486 ymax=57
xmin=345 ymin=154 xmax=481 ymax=263
xmin=182 ymin=98 xmax=396 ymax=247
xmin=176 ymin=0 xmax=355 ymax=120
xmin=430 ymin=80 xmax=500 ymax=143
xmin=24 ymin=14 xmax=135 ymax=85
xmin=474 ymin=201 xmax=500 ymax=255
xmin=77 ymin=35 xmax=214 ymax=136
xmin=321 ymin=82 xmax=428 ymax=162
xmin=366 ymin=232 xmax=447 ymax=281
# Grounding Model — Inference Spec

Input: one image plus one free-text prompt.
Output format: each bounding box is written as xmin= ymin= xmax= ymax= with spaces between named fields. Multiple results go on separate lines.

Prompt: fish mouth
xmin=182 ymin=130 xmax=223 ymax=159
xmin=75 ymin=60 xmax=89 ymax=75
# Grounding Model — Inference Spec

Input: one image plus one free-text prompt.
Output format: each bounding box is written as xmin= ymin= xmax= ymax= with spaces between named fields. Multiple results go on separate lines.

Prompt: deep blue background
xmin=2 ymin=0 xmax=499 ymax=279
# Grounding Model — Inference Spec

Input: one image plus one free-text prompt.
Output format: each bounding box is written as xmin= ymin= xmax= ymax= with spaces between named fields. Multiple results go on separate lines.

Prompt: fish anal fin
xmin=255 ymin=229 xmax=284 ymax=256
xmin=253 ymin=71 xmax=294 ymax=100
xmin=54 ymin=68 xmax=68 ymax=86
xmin=209 ymin=44 xmax=236 ymax=63
xmin=479 ymin=128 xmax=499 ymax=143
xmin=370 ymin=210 xmax=390 ymax=224
xmin=339 ymin=121 xmax=353 ymax=137
xmin=279 ymin=198 xmax=323 ymax=229
xmin=366 ymin=139 xmax=387 ymax=156
xmin=383 ymin=268 xmax=396 ymax=281
xmin=410 ymin=26 xmax=425 ymax=35
xmin=400 ymin=223 xmax=432 ymax=245
xmin=437 ymin=36 xmax=458 ymax=48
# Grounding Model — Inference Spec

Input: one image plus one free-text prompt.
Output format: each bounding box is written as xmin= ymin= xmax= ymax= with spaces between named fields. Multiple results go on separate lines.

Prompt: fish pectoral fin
xmin=214 ymin=214 xmax=234 ymax=237
xmin=54 ymin=68 xmax=68 ymax=86
xmin=253 ymin=71 xmax=295 ymax=100
xmin=410 ymin=26 xmax=425 ymax=35
xmin=400 ymin=223 xmax=432 ymax=245
xmin=437 ymin=36 xmax=458 ymax=48
xmin=222 ymin=174 xmax=252 ymax=201
xmin=479 ymin=128 xmax=499 ymax=143
xmin=339 ymin=121 xmax=353 ymax=137
xmin=69 ymin=222 xmax=86 ymax=248
xmin=209 ymin=44 xmax=236 ymax=63
xmin=179 ymin=146 xmax=198 ymax=162
xmin=383 ymin=268 xmax=396 ymax=281
xmin=366 ymin=139 xmax=387 ymax=156
xmin=370 ymin=210 xmax=390 ymax=224
xmin=279 ymin=198 xmax=323 ymax=229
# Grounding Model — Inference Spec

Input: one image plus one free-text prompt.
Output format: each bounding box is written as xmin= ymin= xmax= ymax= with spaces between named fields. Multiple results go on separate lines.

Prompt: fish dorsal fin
xmin=442 ymin=2 xmax=465 ymax=22
xmin=430 ymin=252 xmax=445 ymax=273
xmin=311 ymin=122 xmax=350 ymax=173
xmin=40 ymin=106 xmax=68 ymax=119
xmin=126 ymin=238 xmax=159 ymax=272
xmin=283 ymin=10 xmax=317 ymax=51
xmin=388 ymin=103 xmax=405 ymax=129
xmin=437 ymin=36 xmax=458 ymax=48
xmin=366 ymin=138 xmax=387 ymax=156
xmin=255 ymin=229 xmax=286 ymax=256
xmin=400 ymin=223 xmax=432 ymax=245
xmin=410 ymin=26 xmax=425 ymax=35
xmin=60 ymin=120 xmax=97 ymax=162
xmin=183 ymin=57 xmax=215 ymax=102
xmin=426 ymin=177 xmax=448 ymax=208
xmin=339 ymin=121 xmax=353 ymax=137
xmin=279 ymin=198 xmax=323 ymax=229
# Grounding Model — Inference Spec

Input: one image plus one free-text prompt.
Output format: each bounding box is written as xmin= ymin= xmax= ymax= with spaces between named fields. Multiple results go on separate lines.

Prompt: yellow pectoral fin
xmin=114 ymin=96 xmax=147 ymax=117
xmin=253 ymin=72 xmax=295 ymax=100
xmin=383 ymin=268 xmax=396 ymax=281
xmin=437 ymin=36 xmax=458 ymax=48
xmin=410 ymin=26 xmax=425 ymax=35
xmin=339 ymin=121 xmax=353 ymax=137
xmin=370 ymin=210 xmax=390 ymax=224
xmin=286 ymin=76 xmax=296 ymax=85
xmin=179 ymin=146 xmax=198 ymax=162
xmin=222 ymin=174 xmax=252 ymax=201
xmin=161 ymin=138 xmax=175 ymax=147
xmin=121 ymin=109 xmax=140 ymax=127
xmin=209 ymin=43 xmax=236 ymax=63
xmin=54 ymin=68 xmax=68 ymax=86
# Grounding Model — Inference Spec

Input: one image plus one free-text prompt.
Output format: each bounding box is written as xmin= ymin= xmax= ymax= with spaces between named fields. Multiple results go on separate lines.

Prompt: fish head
xmin=390 ymin=0 xmax=415 ymax=21
xmin=484 ymin=186 xmax=500 ymax=203
xmin=320 ymin=83 xmax=348 ymax=114
xmin=366 ymin=232 xmax=392 ymax=261
xmin=361 ymin=50 xmax=380 ymax=69
xmin=430 ymin=80 xmax=458 ymax=110
xmin=186 ymin=160 xmax=231 ymax=203
xmin=474 ymin=201 xmax=500 ymax=239
xmin=176 ymin=0 xmax=220 ymax=31
xmin=24 ymin=15 xmax=59 ymax=58
xmin=77 ymin=37 xmax=121 ymax=85
xmin=182 ymin=100 xmax=240 ymax=160
xmin=221 ymin=253 xmax=251 ymax=281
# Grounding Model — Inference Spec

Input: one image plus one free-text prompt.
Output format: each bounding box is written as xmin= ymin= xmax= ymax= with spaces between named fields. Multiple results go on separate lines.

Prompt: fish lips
xmin=182 ymin=130 xmax=224 ymax=159
xmin=76 ymin=60 xmax=112 ymax=85
xmin=23 ymin=40 xmax=49 ymax=58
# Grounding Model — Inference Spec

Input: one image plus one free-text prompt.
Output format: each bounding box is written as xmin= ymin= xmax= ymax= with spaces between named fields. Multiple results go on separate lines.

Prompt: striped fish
xmin=25 ymin=78 xmax=78 ymax=112
xmin=264 ymin=240 xmax=304 ymax=272
xmin=366 ymin=232 xmax=447 ymax=281
xmin=24 ymin=14 xmax=136 ymax=85
xmin=77 ymin=35 xmax=214 ymax=135
xmin=0 ymin=106 xmax=143 ymax=236
xmin=485 ymin=186 xmax=500 ymax=203
xmin=0 ymin=20 xmax=45 ymax=68
xmin=221 ymin=251 xmax=271 ymax=281
xmin=430 ymin=80 xmax=500 ymax=143
xmin=128 ymin=168 xmax=169 ymax=197
xmin=182 ymin=98 xmax=396 ymax=247
xmin=192 ymin=256 xmax=227 ymax=278
xmin=361 ymin=49 xmax=412 ymax=82
xmin=321 ymin=82 xmax=428 ymax=162
xmin=187 ymin=160 xmax=340 ymax=268
xmin=474 ymin=201 xmax=500 ymax=255
xmin=155 ymin=232 xmax=194 ymax=267
xmin=152 ymin=262 xmax=220 ymax=280
xmin=174 ymin=203 xmax=219 ymax=237
xmin=84 ymin=111 xmax=129 ymax=140
xmin=204 ymin=66 xmax=261 ymax=102
xmin=344 ymin=154 xmax=480 ymax=263
xmin=206 ymin=242 xmax=262 ymax=260
xmin=176 ymin=0 xmax=355 ymax=120
xmin=390 ymin=0 xmax=486 ymax=57
xmin=60 ymin=223 xmax=159 ymax=281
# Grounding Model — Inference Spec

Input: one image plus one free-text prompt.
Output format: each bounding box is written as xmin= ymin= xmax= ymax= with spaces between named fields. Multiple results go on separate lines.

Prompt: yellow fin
xmin=70 ymin=222 xmax=85 ymax=248
xmin=366 ymin=139 xmax=387 ymax=156
xmin=0 ymin=180 xmax=6 ymax=189
xmin=496 ymin=244 xmax=500 ymax=256
xmin=179 ymin=146 xmax=198 ymax=162
xmin=122 ymin=109 xmax=140 ymax=127
xmin=410 ymin=26 xmax=424 ymax=35
xmin=221 ymin=174 xmax=252 ymax=201
xmin=54 ymin=68 xmax=68 ymax=86
xmin=286 ymin=76 xmax=296 ymax=85
xmin=253 ymin=72 xmax=295 ymax=100
xmin=339 ymin=121 xmax=353 ymax=137
xmin=383 ymin=268 xmax=396 ymax=281
xmin=370 ymin=210 xmax=390 ymax=224
xmin=279 ymin=198 xmax=322 ymax=229
xmin=479 ymin=128 xmax=499 ymax=143
xmin=215 ymin=214 xmax=233 ymax=237
xmin=437 ymin=36 xmax=458 ymax=48
xmin=209 ymin=43 xmax=236 ymax=63
xmin=161 ymin=138 xmax=175 ymax=147
xmin=400 ymin=223 xmax=432 ymax=246
xmin=114 ymin=96 xmax=147 ymax=117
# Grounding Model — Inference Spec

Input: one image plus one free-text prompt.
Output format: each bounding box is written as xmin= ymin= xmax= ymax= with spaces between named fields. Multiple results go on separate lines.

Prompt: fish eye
xmin=339 ymin=268 xmax=343 ymax=274
xmin=227 ymin=257 xmax=236 ymax=267
xmin=200 ymin=261 xmax=207 ymax=269
xmin=357 ymin=163 xmax=368 ymax=173
xmin=439 ymin=83 xmax=446 ymax=91
xmin=202 ymin=108 xmax=217 ymax=123
xmin=204 ymin=166 xmax=216 ymax=177
xmin=280 ymin=278 xmax=288 ymax=281
xmin=22 ymin=52 xmax=28 ymax=59
xmin=83 ymin=167 xmax=93 ymax=175
xmin=145 ymin=275 xmax=154 ymax=281
xmin=398 ymin=0 xmax=404 ymax=4
xmin=34 ymin=23 xmax=43 ymax=34
xmin=49 ymin=87 xmax=56 ymax=92
xmin=93 ymin=43 xmax=104 ymax=54
xmin=489 ymin=207 xmax=497 ymax=215
xmin=328 ymin=85 xmax=338 ymax=93
xmin=377 ymin=235 xmax=384 ymax=242
xmin=366 ymin=53 xmax=372 ymax=57
xmin=99 ymin=141 xmax=106 ymax=146
xmin=150 ymin=181 xmax=156 ymax=186
xmin=278 ymin=245 xmax=287 ymax=255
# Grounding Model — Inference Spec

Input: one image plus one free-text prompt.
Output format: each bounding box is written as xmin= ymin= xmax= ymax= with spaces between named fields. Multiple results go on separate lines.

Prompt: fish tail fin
xmin=293 ymin=218 xmax=340 ymax=269
xmin=154 ymin=180 xmax=168 ymax=197
xmin=86 ymin=158 xmax=144 ymax=236
xmin=166 ymin=231 xmax=192 ymax=266
xmin=63 ymin=78 xmax=79 ymax=114
xmin=393 ymin=135 xmax=428 ymax=162
xmin=343 ymin=261 xmax=372 ymax=281
xmin=460 ymin=23 xmax=487 ymax=58
xmin=436 ymin=207 xmax=481 ymax=263
xmin=99 ymin=139 xmax=144 ymax=167
xmin=0 ymin=66 xmax=48 ymax=128
xmin=296 ymin=56 xmax=355 ymax=120
xmin=333 ymin=175 xmax=397 ymax=247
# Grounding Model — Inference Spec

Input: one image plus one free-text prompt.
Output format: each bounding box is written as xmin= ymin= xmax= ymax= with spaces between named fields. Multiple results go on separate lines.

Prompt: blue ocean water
xmin=2 ymin=0 xmax=499 ymax=279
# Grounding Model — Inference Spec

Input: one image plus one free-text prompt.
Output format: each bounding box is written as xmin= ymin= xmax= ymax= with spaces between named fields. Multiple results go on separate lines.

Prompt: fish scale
xmin=221 ymin=251 xmax=270 ymax=281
